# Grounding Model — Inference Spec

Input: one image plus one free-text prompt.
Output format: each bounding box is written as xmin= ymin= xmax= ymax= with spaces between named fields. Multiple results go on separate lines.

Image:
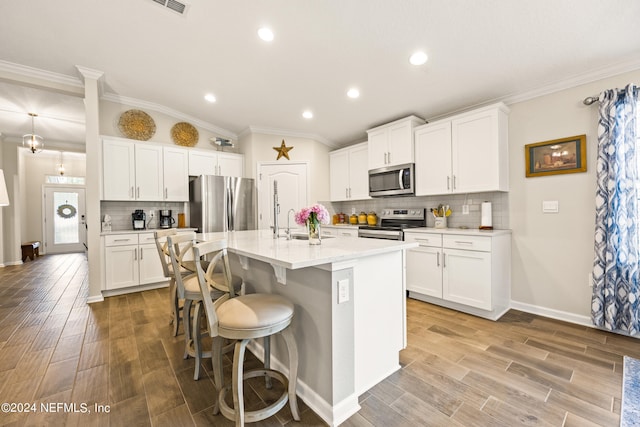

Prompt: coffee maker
xmin=159 ymin=209 xmax=175 ymax=229
xmin=132 ymin=210 xmax=146 ymax=230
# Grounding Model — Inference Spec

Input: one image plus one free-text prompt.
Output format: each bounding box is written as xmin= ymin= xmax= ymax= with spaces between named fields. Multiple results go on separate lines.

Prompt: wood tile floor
xmin=0 ymin=253 xmax=638 ymax=426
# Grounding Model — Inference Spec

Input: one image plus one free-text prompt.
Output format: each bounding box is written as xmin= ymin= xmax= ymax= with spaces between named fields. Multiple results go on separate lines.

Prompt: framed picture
xmin=525 ymin=134 xmax=587 ymax=177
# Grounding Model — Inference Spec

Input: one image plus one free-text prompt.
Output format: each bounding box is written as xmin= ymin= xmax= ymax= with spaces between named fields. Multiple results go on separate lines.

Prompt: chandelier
xmin=23 ymin=113 xmax=44 ymax=153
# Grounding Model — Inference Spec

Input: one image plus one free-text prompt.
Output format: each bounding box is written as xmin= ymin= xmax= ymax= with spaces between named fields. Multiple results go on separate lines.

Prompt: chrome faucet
xmin=286 ymin=209 xmax=296 ymax=240
xmin=272 ymin=181 xmax=280 ymax=239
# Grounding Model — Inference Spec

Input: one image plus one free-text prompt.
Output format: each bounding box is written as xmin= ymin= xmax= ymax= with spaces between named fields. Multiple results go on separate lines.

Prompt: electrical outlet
xmin=462 ymin=205 xmax=469 ymax=215
xmin=149 ymin=212 xmax=155 ymax=218
xmin=338 ymin=279 xmax=349 ymax=304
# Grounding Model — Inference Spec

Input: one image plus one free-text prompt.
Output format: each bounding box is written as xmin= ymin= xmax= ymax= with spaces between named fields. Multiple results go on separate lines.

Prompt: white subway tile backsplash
xmin=324 ymin=191 xmax=509 ymax=230
xmin=101 ymin=201 xmax=186 ymax=231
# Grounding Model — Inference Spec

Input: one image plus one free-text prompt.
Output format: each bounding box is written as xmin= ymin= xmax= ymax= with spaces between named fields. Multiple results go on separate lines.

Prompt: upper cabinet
xmin=188 ymin=149 xmax=244 ymax=177
xmin=102 ymin=137 xmax=188 ymax=201
xmin=415 ymin=103 xmax=509 ymax=196
xmin=329 ymin=142 xmax=370 ymax=201
xmin=367 ymin=116 xmax=425 ymax=170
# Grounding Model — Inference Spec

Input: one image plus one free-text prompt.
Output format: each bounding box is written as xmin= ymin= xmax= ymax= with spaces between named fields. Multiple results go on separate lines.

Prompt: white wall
xmin=508 ymin=69 xmax=640 ymax=320
xmin=242 ymin=133 xmax=330 ymax=204
xmin=22 ymin=150 xmax=86 ymax=245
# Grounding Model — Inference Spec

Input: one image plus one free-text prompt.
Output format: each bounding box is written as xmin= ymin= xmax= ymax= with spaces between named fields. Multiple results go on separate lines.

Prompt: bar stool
xmin=153 ymin=228 xmax=183 ymax=336
xmin=192 ymin=240 xmax=300 ymax=426
xmin=167 ymin=233 xmax=243 ymax=380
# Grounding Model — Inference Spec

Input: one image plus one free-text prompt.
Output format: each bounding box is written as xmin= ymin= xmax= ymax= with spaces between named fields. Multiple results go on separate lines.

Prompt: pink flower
xmin=295 ymin=204 xmax=330 ymax=225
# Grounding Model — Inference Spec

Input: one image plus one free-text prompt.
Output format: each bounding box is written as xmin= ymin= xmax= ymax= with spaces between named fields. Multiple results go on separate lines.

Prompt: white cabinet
xmin=329 ymin=142 xmax=370 ymax=201
xmin=103 ymin=139 xmax=135 ymax=200
xmin=104 ymin=232 xmax=166 ymax=291
xmin=163 ymin=147 xmax=189 ymax=201
xmin=102 ymin=137 xmax=189 ymax=201
xmin=322 ymin=225 xmax=359 ymax=238
xmin=188 ymin=149 xmax=244 ymax=177
xmin=415 ymin=103 xmax=509 ymax=196
xmin=404 ymin=230 xmax=511 ymax=320
xmin=405 ymin=233 xmax=442 ymax=298
xmin=367 ymin=116 xmax=425 ymax=170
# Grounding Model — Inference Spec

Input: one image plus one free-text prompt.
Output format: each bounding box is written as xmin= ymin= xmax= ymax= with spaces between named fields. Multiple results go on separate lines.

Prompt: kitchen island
xmin=197 ymin=229 xmax=417 ymax=427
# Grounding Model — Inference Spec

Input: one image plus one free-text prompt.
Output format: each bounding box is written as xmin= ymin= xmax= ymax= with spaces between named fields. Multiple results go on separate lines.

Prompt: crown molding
xmin=502 ymin=57 xmax=640 ymax=106
xmin=239 ymin=125 xmax=337 ymax=149
xmin=101 ymin=92 xmax=237 ymax=140
xmin=0 ymin=60 xmax=84 ymax=97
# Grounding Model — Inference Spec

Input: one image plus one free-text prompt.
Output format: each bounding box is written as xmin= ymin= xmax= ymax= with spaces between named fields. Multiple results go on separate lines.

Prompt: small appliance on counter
xmin=102 ymin=214 xmax=112 ymax=232
xmin=159 ymin=209 xmax=175 ymax=229
xmin=132 ymin=210 xmax=146 ymax=230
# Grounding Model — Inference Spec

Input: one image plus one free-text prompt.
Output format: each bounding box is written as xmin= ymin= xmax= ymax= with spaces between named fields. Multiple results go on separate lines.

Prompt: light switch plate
xmin=462 ymin=205 xmax=469 ymax=215
xmin=542 ymin=200 xmax=559 ymax=213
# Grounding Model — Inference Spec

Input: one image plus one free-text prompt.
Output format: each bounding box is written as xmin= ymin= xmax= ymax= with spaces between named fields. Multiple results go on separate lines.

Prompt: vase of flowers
xmin=295 ymin=203 xmax=330 ymax=245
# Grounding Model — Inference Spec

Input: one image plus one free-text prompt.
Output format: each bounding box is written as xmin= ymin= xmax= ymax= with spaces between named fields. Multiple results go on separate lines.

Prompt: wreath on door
xmin=57 ymin=203 xmax=77 ymax=219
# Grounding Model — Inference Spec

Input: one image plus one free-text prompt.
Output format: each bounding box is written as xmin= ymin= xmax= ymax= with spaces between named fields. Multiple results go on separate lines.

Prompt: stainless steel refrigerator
xmin=189 ymin=175 xmax=256 ymax=232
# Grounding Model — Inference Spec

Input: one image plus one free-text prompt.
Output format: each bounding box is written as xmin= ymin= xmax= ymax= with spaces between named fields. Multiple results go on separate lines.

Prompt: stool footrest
xmin=218 ymin=368 xmax=289 ymax=423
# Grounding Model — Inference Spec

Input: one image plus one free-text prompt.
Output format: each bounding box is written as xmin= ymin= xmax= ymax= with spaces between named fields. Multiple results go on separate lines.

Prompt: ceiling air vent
xmin=149 ymin=0 xmax=188 ymax=15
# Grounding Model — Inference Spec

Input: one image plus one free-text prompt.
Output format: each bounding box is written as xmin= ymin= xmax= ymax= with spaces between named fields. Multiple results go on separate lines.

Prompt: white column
xmin=77 ymin=66 xmax=104 ymax=303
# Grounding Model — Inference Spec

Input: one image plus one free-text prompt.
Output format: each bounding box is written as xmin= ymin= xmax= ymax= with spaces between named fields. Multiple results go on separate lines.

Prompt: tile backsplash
xmin=323 ymin=191 xmax=509 ymax=230
xmin=101 ymin=201 xmax=187 ymax=231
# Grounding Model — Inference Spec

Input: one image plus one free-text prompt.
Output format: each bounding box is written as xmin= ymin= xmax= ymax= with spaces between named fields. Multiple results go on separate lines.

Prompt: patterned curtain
xmin=592 ymin=84 xmax=640 ymax=334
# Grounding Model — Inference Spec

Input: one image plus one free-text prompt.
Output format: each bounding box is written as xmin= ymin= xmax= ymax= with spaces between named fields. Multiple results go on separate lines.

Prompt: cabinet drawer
xmin=443 ymin=235 xmax=491 ymax=252
xmin=104 ymin=234 xmax=139 ymax=247
xmin=404 ymin=233 xmax=442 ymax=247
xmin=138 ymin=232 xmax=157 ymax=245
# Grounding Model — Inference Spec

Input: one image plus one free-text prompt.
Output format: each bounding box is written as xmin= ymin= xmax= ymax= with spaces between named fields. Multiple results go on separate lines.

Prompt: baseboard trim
xmin=509 ymin=300 xmax=592 ymax=327
xmin=86 ymin=295 xmax=105 ymax=304
xmin=247 ymin=340 xmax=360 ymax=427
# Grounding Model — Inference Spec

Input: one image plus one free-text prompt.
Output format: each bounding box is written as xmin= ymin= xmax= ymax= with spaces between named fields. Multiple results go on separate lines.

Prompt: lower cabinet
xmin=404 ymin=230 xmax=511 ymax=320
xmin=322 ymin=225 xmax=359 ymax=238
xmin=104 ymin=232 xmax=166 ymax=291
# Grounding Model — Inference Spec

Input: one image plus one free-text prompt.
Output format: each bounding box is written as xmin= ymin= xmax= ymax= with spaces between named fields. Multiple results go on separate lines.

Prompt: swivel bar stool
xmin=192 ymin=240 xmax=300 ymax=426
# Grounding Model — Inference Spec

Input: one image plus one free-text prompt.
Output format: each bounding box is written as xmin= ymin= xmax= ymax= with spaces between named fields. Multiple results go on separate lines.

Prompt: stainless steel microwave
xmin=368 ymin=163 xmax=415 ymax=197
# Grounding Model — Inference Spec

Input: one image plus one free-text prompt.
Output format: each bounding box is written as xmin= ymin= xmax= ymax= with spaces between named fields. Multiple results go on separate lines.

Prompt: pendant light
xmin=58 ymin=151 xmax=65 ymax=176
xmin=23 ymin=113 xmax=44 ymax=154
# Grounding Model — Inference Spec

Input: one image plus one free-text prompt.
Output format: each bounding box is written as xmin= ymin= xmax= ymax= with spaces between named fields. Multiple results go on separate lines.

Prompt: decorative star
xmin=273 ymin=139 xmax=293 ymax=160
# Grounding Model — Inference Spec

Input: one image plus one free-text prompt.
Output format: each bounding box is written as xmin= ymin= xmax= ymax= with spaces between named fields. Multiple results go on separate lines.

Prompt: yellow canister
xmin=358 ymin=212 xmax=367 ymax=224
xmin=349 ymin=214 xmax=358 ymax=225
xmin=367 ymin=212 xmax=378 ymax=226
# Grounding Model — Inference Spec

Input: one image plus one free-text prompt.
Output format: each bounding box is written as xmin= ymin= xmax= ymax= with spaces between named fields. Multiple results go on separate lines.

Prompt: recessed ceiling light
xmin=409 ymin=51 xmax=428 ymax=66
xmin=347 ymin=88 xmax=360 ymax=99
xmin=258 ymin=27 xmax=274 ymax=42
xmin=302 ymin=110 xmax=313 ymax=119
xmin=204 ymin=93 xmax=216 ymax=103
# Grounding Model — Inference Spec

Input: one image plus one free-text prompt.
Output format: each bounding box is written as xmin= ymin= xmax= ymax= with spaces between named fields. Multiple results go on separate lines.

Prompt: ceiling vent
xmin=150 ymin=0 xmax=188 ymax=15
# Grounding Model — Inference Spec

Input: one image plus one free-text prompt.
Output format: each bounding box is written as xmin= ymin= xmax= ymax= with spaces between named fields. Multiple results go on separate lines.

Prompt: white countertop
xmin=100 ymin=228 xmax=197 ymax=236
xmin=403 ymin=227 xmax=511 ymax=237
xmin=198 ymin=229 xmax=417 ymax=270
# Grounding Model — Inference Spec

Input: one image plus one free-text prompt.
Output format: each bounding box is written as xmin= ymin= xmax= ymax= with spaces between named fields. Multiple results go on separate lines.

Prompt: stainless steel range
xmin=358 ymin=208 xmax=426 ymax=240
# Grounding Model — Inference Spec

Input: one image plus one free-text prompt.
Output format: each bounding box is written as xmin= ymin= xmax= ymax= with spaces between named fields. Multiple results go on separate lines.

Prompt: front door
xmin=43 ymin=186 xmax=86 ymax=254
xmin=257 ymin=162 xmax=308 ymax=232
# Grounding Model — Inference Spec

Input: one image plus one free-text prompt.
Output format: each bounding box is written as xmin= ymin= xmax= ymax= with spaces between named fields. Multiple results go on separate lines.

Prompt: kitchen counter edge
xmin=404 ymin=227 xmax=511 ymax=236
xmin=100 ymin=228 xmax=197 ymax=236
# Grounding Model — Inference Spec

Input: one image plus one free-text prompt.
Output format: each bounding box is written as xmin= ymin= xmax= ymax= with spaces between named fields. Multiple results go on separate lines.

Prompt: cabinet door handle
xmin=387 ymin=151 xmax=391 ymax=164
xmin=443 ymin=253 xmax=446 ymax=268
xmin=349 ymin=188 xmax=352 ymax=198
xmin=140 ymin=248 xmax=143 ymax=260
xmin=454 ymin=240 xmax=474 ymax=245
xmin=130 ymin=186 xmax=134 ymax=198
xmin=453 ymin=175 xmax=457 ymax=190
xmin=447 ymin=176 xmax=450 ymax=190
xmin=346 ymin=188 xmax=349 ymax=199
xmin=113 ymin=238 xmax=131 ymax=242
xmin=436 ymin=252 xmax=440 ymax=267
xmin=136 ymin=187 xmax=140 ymax=198
xmin=134 ymin=248 xmax=137 ymax=261
xmin=165 ymin=188 xmax=168 ymax=199
xmin=384 ymin=152 xmax=388 ymax=164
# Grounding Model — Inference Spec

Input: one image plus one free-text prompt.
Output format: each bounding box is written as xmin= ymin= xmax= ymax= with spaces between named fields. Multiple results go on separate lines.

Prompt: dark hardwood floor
xmin=0 ymin=253 xmax=637 ymax=426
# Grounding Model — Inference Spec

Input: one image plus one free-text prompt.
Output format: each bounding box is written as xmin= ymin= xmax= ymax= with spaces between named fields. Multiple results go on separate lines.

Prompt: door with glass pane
xmin=44 ymin=187 xmax=86 ymax=254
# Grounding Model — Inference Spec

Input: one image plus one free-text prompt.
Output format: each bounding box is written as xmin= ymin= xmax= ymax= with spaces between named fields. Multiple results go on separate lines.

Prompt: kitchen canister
xmin=480 ymin=201 xmax=493 ymax=230
xmin=434 ymin=216 xmax=447 ymax=229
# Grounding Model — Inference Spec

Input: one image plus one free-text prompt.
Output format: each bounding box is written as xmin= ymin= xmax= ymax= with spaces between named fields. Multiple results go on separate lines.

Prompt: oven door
xmin=358 ymin=228 xmax=402 ymax=240
xmin=369 ymin=163 xmax=414 ymax=197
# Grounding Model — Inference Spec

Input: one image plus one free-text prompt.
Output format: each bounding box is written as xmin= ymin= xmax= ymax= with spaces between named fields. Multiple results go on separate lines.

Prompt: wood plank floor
xmin=0 ymin=253 xmax=637 ymax=426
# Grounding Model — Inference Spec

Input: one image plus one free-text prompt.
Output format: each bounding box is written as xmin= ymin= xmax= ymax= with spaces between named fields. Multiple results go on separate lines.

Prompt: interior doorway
xmin=43 ymin=186 xmax=86 ymax=254
xmin=256 ymin=162 xmax=309 ymax=231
